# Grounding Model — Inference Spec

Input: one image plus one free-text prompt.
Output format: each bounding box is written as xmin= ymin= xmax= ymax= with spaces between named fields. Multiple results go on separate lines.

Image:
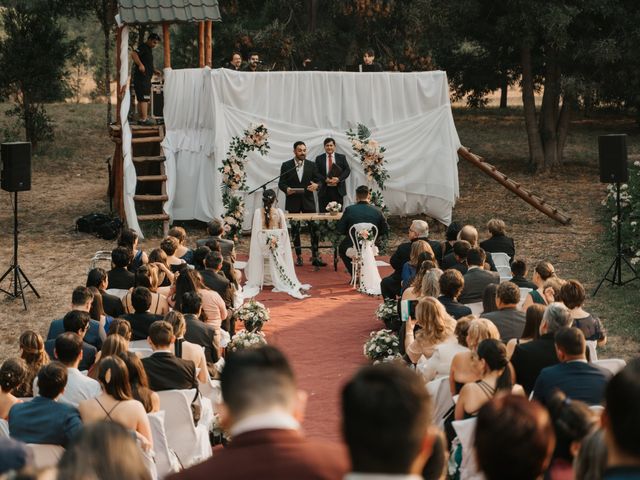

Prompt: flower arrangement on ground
xmin=227 ymin=330 xmax=267 ymax=352
xmin=326 ymin=201 xmax=342 ymax=214
xmin=363 ymin=329 xmax=401 ymax=364
xmin=233 ymin=299 xmax=271 ymax=332
xmin=375 ymin=299 xmax=400 ymax=330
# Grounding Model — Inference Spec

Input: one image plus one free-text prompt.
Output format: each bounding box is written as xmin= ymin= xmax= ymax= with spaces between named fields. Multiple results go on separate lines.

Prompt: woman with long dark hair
xmin=117 ymin=352 xmax=159 ymax=413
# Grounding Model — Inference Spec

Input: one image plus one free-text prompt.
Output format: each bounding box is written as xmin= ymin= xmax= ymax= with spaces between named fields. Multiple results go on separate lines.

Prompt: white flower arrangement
xmin=325 ymin=201 xmax=342 ymax=213
xmin=363 ymin=329 xmax=401 ymax=364
xmin=375 ymin=299 xmax=399 ymax=323
xmin=227 ymin=330 xmax=267 ymax=352
xmin=233 ymin=300 xmax=271 ymax=331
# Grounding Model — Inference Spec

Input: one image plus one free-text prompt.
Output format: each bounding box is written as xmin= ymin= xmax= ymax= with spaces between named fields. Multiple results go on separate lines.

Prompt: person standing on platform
xmin=131 ymin=33 xmax=161 ymax=126
xmin=278 ymin=141 xmax=325 ymax=267
xmin=315 ymin=137 xmax=351 ymax=213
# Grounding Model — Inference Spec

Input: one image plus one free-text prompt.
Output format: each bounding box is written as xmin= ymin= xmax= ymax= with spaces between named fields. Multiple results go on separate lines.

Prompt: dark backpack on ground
xmin=75 ymin=213 xmax=123 ymax=240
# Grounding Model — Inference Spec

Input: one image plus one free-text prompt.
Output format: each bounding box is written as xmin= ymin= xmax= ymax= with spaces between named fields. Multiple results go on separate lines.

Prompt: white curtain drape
xmin=161 ymin=69 xmax=461 ymax=227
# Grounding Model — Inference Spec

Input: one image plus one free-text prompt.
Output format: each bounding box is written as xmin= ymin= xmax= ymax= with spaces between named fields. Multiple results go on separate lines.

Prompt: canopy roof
xmin=118 ymin=0 xmax=221 ymax=24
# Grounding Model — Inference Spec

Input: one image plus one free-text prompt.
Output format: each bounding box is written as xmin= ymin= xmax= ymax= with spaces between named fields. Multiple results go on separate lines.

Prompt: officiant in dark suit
xmin=278 ymin=141 xmax=325 ymax=267
xmin=315 ymin=137 xmax=351 ymax=212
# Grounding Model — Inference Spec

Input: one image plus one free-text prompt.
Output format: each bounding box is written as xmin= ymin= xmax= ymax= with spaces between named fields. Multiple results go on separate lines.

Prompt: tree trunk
xmin=556 ymin=97 xmax=572 ymax=163
xmin=539 ymin=54 xmax=563 ymax=170
xmin=499 ymin=73 xmax=508 ymax=109
xmin=104 ymin=20 xmax=111 ymax=125
xmin=520 ymin=47 xmax=544 ymax=168
xmin=308 ymin=0 xmax=318 ymax=32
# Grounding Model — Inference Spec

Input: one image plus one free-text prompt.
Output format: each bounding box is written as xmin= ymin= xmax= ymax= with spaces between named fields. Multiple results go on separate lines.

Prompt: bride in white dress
xmin=244 ymin=189 xmax=311 ymax=299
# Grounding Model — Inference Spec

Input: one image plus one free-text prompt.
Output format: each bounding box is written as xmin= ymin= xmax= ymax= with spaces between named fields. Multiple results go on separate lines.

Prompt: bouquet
xmin=358 ymin=228 xmax=374 ymax=242
xmin=233 ymin=300 xmax=270 ymax=331
xmin=227 ymin=330 xmax=267 ymax=352
xmin=363 ymin=329 xmax=401 ymax=364
xmin=326 ymin=201 xmax=342 ymax=213
xmin=265 ymin=232 xmax=279 ymax=252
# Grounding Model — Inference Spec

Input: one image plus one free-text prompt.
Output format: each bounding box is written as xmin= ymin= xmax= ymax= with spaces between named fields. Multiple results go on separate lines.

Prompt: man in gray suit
xmin=197 ymin=219 xmax=236 ymax=263
xmin=458 ymin=247 xmax=500 ymax=304
xmin=482 ymin=282 xmax=526 ymax=342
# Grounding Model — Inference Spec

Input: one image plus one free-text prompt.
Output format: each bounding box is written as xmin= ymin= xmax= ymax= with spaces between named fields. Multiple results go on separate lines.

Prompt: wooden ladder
xmin=457 ymin=146 xmax=571 ymax=225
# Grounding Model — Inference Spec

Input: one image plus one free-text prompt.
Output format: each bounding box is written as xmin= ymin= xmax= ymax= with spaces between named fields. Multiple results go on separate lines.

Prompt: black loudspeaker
xmin=1 ymin=142 xmax=32 ymax=192
xmin=598 ymin=134 xmax=628 ymax=183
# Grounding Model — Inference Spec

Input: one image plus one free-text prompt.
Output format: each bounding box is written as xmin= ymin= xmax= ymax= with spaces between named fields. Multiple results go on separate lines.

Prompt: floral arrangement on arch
xmin=227 ymin=330 xmax=267 ymax=352
xmin=219 ymin=123 xmax=270 ymax=240
xmin=233 ymin=299 xmax=271 ymax=332
xmin=363 ymin=329 xmax=402 ymax=364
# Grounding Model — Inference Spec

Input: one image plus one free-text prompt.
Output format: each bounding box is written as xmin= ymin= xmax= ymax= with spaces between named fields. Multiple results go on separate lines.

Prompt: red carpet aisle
xmin=252 ymin=256 xmax=392 ymax=441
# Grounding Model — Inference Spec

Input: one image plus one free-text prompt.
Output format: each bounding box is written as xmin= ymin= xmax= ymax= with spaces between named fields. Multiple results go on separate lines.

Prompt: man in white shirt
xmin=34 ymin=332 xmax=101 ymax=407
xmin=342 ymin=363 xmax=440 ymax=480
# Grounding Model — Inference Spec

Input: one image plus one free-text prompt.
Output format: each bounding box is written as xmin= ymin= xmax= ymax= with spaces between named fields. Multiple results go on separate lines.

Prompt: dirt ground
xmin=0 ymin=103 xmax=638 ymax=362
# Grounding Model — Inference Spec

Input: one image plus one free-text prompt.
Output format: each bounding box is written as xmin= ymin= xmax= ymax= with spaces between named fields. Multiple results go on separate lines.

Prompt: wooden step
xmin=134 ymin=194 xmax=169 ymax=202
xmin=137 ymin=213 xmax=170 ymax=222
xmin=131 ymin=136 xmax=163 ymax=144
xmin=133 ymin=155 xmax=166 ymax=163
xmin=137 ymin=175 xmax=167 ymax=182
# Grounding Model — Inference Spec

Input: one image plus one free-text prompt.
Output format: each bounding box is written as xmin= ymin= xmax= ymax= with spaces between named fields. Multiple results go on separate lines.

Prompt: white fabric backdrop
xmin=160 ymin=68 xmax=461 ymax=227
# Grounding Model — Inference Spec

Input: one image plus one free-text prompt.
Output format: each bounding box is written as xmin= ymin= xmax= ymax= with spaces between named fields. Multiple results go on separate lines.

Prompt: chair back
xmin=491 ymin=252 xmax=511 ymax=268
xmin=426 ymin=376 xmax=454 ymax=428
xmin=348 ymin=223 xmax=378 ymax=287
xmin=27 ymin=444 xmax=65 ymax=469
xmin=586 ymin=340 xmax=599 ymax=362
xmin=451 ymin=417 xmax=483 ymax=479
xmin=496 ymin=265 xmax=512 ymax=282
xmin=517 ymin=288 xmax=532 ymax=310
xmin=467 ymin=302 xmax=483 ymax=317
xmin=148 ymin=411 xmax=182 ymax=479
xmin=0 ymin=419 xmax=8 ymax=438
xmin=89 ymin=251 xmax=113 ymax=272
xmin=105 ymin=288 xmax=129 ymax=300
xmin=594 ymin=358 xmax=626 ymax=375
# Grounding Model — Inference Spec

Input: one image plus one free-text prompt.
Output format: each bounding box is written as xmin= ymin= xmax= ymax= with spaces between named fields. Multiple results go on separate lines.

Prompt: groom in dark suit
xmin=315 ymin=137 xmax=351 ymax=212
xmin=278 ymin=141 xmax=325 ymax=267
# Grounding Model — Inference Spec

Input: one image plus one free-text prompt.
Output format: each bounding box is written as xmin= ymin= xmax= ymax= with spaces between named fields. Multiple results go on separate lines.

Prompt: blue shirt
xmin=604 ymin=467 xmax=640 ymax=479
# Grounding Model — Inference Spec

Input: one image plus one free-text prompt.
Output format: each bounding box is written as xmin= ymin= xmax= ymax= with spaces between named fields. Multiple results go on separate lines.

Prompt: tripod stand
xmin=593 ymin=181 xmax=639 ymax=296
xmin=0 ymin=191 xmax=40 ymax=309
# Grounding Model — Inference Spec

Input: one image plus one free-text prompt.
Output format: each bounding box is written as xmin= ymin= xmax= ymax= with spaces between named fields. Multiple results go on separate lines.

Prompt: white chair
xmin=130 ymin=339 xmax=150 ymax=349
xmin=157 ymin=389 xmax=212 ymax=468
xmin=594 ymin=358 xmax=626 ymax=375
xmin=27 ymin=444 xmax=65 ymax=469
xmin=496 ymin=265 xmax=512 ymax=282
xmin=105 ymin=288 xmax=129 ymax=300
xmin=89 ymin=250 xmax=112 ymax=271
xmin=491 ymin=252 xmax=511 ymax=268
xmin=451 ymin=417 xmax=484 ymax=480
xmin=586 ymin=340 xmax=599 ymax=362
xmin=466 ymin=302 xmax=483 ymax=317
xmin=346 ymin=223 xmax=381 ymax=294
xmin=0 ymin=419 xmax=9 ymax=438
xmin=148 ymin=411 xmax=182 ymax=479
xmin=426 ymin=376 xmax=454 ymax=428
xmin=200 ymin=376 xmax=222 ymax=408
xmin=517 ymin=288 xmax=532 ymax=310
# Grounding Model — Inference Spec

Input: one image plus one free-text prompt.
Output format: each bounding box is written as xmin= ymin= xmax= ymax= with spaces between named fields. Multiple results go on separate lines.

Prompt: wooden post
xmin=163 ymin=23 xmax=171 ymax=68
xmin=205 ymin=21 xmax=213 ymax=67
xmin=198 ymin=22 xmax=205 ymax=67
xmin=115 ymin=26 xmax=122 ymax=124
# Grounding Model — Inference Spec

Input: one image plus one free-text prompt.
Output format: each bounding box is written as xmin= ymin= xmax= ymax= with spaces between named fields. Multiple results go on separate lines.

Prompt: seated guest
xmin=122 ymin=287 xmax=164 ymax=340
xmin=87 ymin=334 xmax=129 ymax=380
xmin=482 ymin=282 xmax=526 ymax=341
xmin=160 ymin=236 xmax=187 ymax=272
xmin=122 ymin=264 xmax=169 ymax=316
xmin=561 ymin=279 xmax=607 ymax=346
xmin=169 ymin=346 xmax=348 ymax=480
xmin=380 ymin=219 xmax=437 ymax=299
xmin=532 ymin=327 xmax=612 ymax=406
xmin=342 ymin=363 xmax=440 ymax=479
xmin=35 ymin=333 xmax=101 ymax=407
xmin=107 ymin=318 xmax=132 ymax=340
xmin=455 ymin=339 xmax=524 ymax=420
xmin=45 ymin=310 xmax=97 ymax=371
xmin=442 ymin=225 xmax=497 ymax=271
xmin=149 ymin=247 xmax=175 ymax=287
xmin=405 ymin=297 xmax=456 ymax=364
xmin=602 ymin=359 xmax=640 ymax=479
xmin=221 ymin=260 xmax=243 ymax=309
xmin=419 ymin=318 xmax=470 ymax=382
xmin=574 ymin=429 xmax=608 ymax=480
xmin=168 ymin=226 xmax=194 ymax=265
xmin=481 ymin=283 xmax=498 ymax=314
xmin=458 ymin=247 xmax=500 ymax=304
xmin=200 ymin=251 xmax=233 ymax=307
xmin=107 ymin=246 xmax=136 ymax=290
xmin=196 ymin=218 xmax=236 ymax=263
xmin=180 ymin=292 xmax=220 ymax=367
xmin=521 ymin=260 xmax=556 ymax=311
xmin=506 ymin=303 xmax=545 ymax=358
xmin=509 ymin=258 xmax=537 ymax=289
xmin=142 ymin=321 xmax=198 ymax=391
xmin=511 ymin=302 xmax=572 ymax=395
xmin=9 ymin=362 xmax=83 ymax=447
xmin=479 ymin=218 xmax=515 ymax=259
xmin=546 ymin=391 xmax=598 ymax=480
xmin=78 ymin=355 xmax=153 ymax=448
xmin=437 ymin=269 xmax=472 ymax=319
xmin=87 ymin=286 xmax=113 ymax=335
xmin=47 ymin=286 xmax=104 ymax=350
xmin=440 ymin=240 xmax=471 ymax=274
xmin=14 ymin=330 xmax=49 ymax=398
xmin=86 ymin=267 xmax=124 ymax=318
xmin=401 ymin=241 xmax=435 ymax=290
xmin=118 ymin=352 xmax=160 ymax=413
xmin=401 ymin=260 xmax=435 ymax=301
xmin=475 ymin=395 xmax=555 ymax=480
xmin=164 ymin=311 xmax=209 ymax=384
xmin=192 ymin=245 xmax=211 ymax=271
xmin=0 ymin=359 xmax=25 ymax=419
xmin=118 ymin=228 xmax=148 ymax=273
xmin=420 ymin=267 xmax=443 ymax=298
xmin=442 ymin=221 xmax=462 ymax=258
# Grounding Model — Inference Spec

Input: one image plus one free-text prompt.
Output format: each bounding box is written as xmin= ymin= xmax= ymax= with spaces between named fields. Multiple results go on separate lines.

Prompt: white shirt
xmin=345 ymin=474 xmax=423 ymax=480
xmin=296 ymin=161 xmax=304 ymax=182
xmin=230 ymin=410 xmax=300 ymax=437
xmin=33 ymin=367 xmax=102 ymax=407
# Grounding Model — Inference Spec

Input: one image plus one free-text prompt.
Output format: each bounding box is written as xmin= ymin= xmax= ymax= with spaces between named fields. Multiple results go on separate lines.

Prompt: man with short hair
xmin=532 ymin=327 xmax=611 ymax=406
xmin=45 ymin=310 xmax=97 ymax=371
xmin=441 ymin=240 xmax=471 ymax=274
xmin=360 ymin=47 xmax=383 ymax=72
xmin=342 ymin=363 xmax=438 ymax=478
xmin=200 ymin=252 xmax=232 ymax=307
xmin=482 ymin=281 xmax=526 ymax=341
xmin=509 ymin=258 xmax=537 ymax=289
xmin=437 ymin=269 xmax=472 ymax=319
xmin=35 ymin=333 xmax=101 ymax=406
xmin=441 ymin=225 xmax=497 ymax=271
xmin=181 ymin=291 xmax=220 ymax=366
xmin=242 ymin=52 xmax=263 ymax=72
xmin=511 ymin=302 xmax=573 ymax=395
xmin=108 ymin=246 xmax=135 ymax=289
xmin=47 ymin=286 xmax=103 ymax=350
xmin=315 ymin=137 xmax=351 ymax=212
xmin=131 ymin=32 xmax=161 ymax=125
xmin=196 ymin=219 xmax=236 ymax=262
xmin=380 ymin=219 xmax=441 ymax=299
xmin=227 ymin=51 xmax=243 ymax=70
xmin=337 ymin=185 xmax=389 ymax=276
xmin=123 ymin=287 xmax=164 ymax=340
xmin=458 ymin=247 xmax=500 ymax=304
xmin=169 ymin=346 xmax=348 ymax=480
xmin=479 ymin=218 xmax=515 ymax=258
xmin=142 ymin=321 xmax=198 ymax=391
xmin=602 ymin=359 xmax=640 ymax=479
xmin=9 ymin=362 xmax=83 ymax=447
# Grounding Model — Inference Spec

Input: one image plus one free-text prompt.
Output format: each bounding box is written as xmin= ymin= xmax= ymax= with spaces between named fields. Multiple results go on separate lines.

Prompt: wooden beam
xmin=163 ymin=23 xmax=171 ymax=69
xmin=198 ymin=22 xmax=205 ymax=67
xmin=205 ymin=21 xmax=213 ymax=67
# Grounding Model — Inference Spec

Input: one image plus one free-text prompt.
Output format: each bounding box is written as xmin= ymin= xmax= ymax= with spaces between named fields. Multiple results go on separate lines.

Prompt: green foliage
xmin=603 ymin=163 xmax=640 ymax=265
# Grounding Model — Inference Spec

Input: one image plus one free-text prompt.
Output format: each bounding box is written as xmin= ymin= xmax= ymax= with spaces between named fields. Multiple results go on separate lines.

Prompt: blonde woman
xmin=122 ymin=264 xmax=169 ymax=315
xmin=401 ymin=240 xmax=436 ymax=290
xmin=401 ymin=260 xmax=436 ymax=301
xmin=420 ymin=267 xmax=443 ymax=298
xmin=168 ymin=226 xmax=194 ymax=265
xmin=15 ymin=331 xmax=49 ymax=398
xmin=164 ymin=311 xmax=208 ymax=384
xmin=405 ymin=296 xmax=456 ymax=364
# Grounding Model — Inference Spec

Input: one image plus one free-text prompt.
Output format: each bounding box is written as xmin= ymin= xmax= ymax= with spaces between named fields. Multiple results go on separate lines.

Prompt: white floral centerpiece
xmin=233 ymin=299 xmax=270 ymax=332
xmin=375 ymin=299 xmax=399 ymax=329
xmin=363 ymin=329 xmax=402 ymax=364
xmin=227 ymin=330 xmax=267 ymax=352
xmin=326 ymin=201 xmax=342 ymax=214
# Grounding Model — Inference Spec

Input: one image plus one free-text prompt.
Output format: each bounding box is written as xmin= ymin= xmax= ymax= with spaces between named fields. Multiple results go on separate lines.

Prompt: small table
xmin=285 ymin=213 xmax=343 ymax=271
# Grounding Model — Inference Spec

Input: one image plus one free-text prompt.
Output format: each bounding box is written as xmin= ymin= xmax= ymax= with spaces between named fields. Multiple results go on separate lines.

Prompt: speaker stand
xmin=0 ymin=191 xmax=40 ymax=309
xmin=593 ymin=182 xmax=639 ymax=296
